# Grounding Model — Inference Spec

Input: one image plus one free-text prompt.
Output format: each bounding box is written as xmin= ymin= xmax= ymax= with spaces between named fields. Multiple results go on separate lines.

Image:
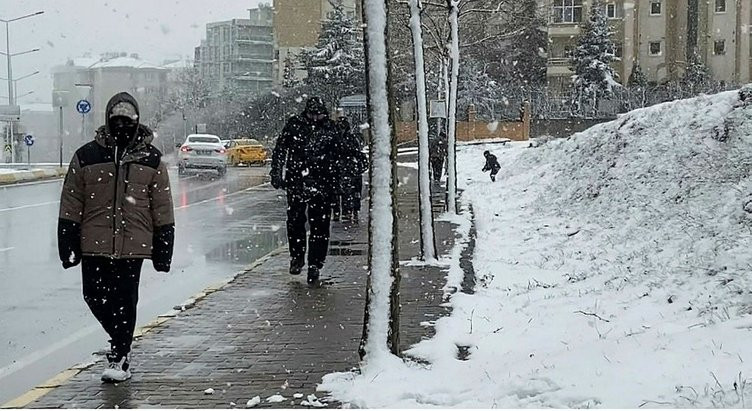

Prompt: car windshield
xmin=188 ymin=136 xmax=220 ymax=144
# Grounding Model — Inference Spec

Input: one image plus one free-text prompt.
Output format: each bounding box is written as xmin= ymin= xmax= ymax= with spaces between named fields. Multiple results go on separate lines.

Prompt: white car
xmin=178 ymin=134 xmax=227 ymax=177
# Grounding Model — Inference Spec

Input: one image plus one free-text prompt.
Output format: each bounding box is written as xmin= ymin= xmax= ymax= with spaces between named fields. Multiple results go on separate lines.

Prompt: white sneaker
xmin=101 ymin=355 xmax=131 ymax=382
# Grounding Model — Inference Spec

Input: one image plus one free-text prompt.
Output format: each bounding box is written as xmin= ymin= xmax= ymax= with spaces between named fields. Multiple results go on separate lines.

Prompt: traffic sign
xmin=76 ymin=99 xmax=91 ymax=114
xmin=429 ymin=100 xmax=447 ymax=119
xmin=3 ymin=144 xmax=10 ymax=153
xmin=24 ymin=134 xmax=34 ymax=147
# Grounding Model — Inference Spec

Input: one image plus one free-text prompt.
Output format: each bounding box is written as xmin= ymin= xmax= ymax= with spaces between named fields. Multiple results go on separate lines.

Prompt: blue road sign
xmin=76 ymin=99 xmax=91 ymax=114
xmin=24 ymin=134 xmax=34 ymax=147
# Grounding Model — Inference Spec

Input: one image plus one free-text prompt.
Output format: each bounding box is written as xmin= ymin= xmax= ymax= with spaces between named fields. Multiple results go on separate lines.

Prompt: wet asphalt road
xmin=0 ymin=166 xmax=287 ymax=404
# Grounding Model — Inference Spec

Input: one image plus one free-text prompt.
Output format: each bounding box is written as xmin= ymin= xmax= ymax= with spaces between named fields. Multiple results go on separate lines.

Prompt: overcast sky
xmin=1 ymin=0 xmax=263 ymax=105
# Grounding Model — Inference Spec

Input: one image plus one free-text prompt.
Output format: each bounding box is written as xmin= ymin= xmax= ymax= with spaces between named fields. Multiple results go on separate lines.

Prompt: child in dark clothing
xmin=482 ymin=150 xmax=501 ymax=182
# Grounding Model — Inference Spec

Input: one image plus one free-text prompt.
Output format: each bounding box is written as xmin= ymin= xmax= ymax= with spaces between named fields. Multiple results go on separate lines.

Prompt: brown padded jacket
xmin=58 ymin=92 xmax=175 ymax=271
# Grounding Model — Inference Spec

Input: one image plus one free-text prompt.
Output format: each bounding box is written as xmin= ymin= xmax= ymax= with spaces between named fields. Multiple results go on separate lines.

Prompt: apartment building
xmin=194 ymin=5 xmax=274 ymax=95
xmin=543 ymin=0 xmax=752 ymax=90
xmin=51 ymin=53 xmax=168 ymax=155
xmin=273 ymin=0 xmax=361 ymax=85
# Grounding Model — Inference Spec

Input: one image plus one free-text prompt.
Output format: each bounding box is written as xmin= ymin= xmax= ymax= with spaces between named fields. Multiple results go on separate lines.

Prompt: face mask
xmin=110 ymin=116 xmax=138 ymax=146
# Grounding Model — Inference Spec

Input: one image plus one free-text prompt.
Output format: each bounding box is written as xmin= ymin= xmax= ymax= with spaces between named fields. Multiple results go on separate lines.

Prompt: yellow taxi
xmin=225 ymin=138 xmax=268 ymax=166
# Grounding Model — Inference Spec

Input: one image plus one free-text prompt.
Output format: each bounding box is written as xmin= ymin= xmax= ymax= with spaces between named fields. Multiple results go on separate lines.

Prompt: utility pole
xmin=0 ymin=11 xmax=44 ymax=163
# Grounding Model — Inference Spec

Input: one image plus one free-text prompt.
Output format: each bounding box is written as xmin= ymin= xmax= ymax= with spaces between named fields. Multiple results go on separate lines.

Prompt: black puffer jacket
xmin=271 ymin=109 xmax=341 ymax=198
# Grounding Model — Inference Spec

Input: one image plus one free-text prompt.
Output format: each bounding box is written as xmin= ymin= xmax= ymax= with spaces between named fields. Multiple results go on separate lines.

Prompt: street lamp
xmin=14 ymin=90 xmax=33 ymax=100
xmin=0 ymin=70 xmax=39 ymax=103
xmin=1 ymin=11 xmax=43 ymax=105
xmin=0 ymin=11 xmax=43 ymax=163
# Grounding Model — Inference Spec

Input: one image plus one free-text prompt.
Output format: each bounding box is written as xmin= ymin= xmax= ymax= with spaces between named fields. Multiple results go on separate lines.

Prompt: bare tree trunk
xmin=446 ymin=0 xmax=460 ymax=214
xmin=359 ymin=0 xmax=401 ymax=361
xmin=409 ymin=0 xmax=438 ymax=262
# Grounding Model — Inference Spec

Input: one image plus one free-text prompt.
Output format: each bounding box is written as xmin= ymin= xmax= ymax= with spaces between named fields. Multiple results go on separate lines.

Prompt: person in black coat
xmin=482 ymin=150 xmax=501 ymax=182
xmin=270 ymin=97 xmax=340 ymax=284
xmin=333 ymin=110 xmax=367 ymax=223
xmin=429 ymin=130 xmax=448 ymax=182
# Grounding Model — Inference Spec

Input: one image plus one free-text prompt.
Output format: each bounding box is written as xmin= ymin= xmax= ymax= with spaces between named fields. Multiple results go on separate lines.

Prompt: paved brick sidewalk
xmin=19 ymin=167 xmax=466 ymax=409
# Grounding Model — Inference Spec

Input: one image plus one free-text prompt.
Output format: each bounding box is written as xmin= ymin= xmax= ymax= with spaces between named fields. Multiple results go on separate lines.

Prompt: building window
xmin=650 ymin=1 xmax=662 ymax=16
xmin=715 ymin=0 xmax=726 ymax=13
xmin=552 ymin=0 xmax=583 ymax=24
xmin=606 ymin=3 xmax=617 ymax=19
xmin=649 ymin=41 xmax=662 ymax=56
xmin=714 ymin=39 xmax=726 ymax=55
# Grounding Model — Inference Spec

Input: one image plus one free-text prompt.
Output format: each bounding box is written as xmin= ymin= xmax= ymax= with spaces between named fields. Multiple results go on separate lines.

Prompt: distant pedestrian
xmin=270 ymin=97 xmax=340 ymax=285
xmin=481 ymin=150 xmax=501 ymax=182
xmin=429 ymin=130 xmax=448 ymax=182
xmin=333 ymin=108 xmax=367 ymax=223
xmin=57 ymin=92 xmax=175 ymax=383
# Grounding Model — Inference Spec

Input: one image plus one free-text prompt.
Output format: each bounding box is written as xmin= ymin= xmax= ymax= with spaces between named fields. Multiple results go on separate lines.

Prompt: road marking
xmin=0 ymin=247 xmax=14 ymax=253
xmin=0 ymin=201 xmax=60 ymax=214
xmin=0 ymin=323 xmax=99 ymax=381
xmin=0 ymin=178 xmax=63 ymax=189
xmin=0 ymin=182 xmax=270 ymax=214
xmin=176 ymin=183 xmax=272 ymax=210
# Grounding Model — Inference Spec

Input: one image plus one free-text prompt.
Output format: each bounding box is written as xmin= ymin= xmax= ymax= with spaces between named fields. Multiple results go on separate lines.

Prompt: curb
xmin=1 ymin=246 xmax=287 ymax=409
xmin=0 ymin=168 xmax=67 ymax=186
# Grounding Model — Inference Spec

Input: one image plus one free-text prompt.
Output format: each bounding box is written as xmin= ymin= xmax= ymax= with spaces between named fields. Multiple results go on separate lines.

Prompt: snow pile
xmin=321 ymin=89 xmax=752 ymax=407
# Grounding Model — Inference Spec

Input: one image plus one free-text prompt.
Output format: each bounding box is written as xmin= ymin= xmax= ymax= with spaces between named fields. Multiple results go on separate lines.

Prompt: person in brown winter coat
xmin=57 ymin=92 xmax=175 ymax=383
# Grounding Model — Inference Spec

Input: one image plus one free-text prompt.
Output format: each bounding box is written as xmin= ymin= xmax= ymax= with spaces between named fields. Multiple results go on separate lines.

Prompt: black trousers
xmin=431 ymin=158 xmax=444 ymax=181
xmin=287 ymin=191 xmax=332 ymax=269
xmin=82 ymin=256 xmax=143 ymax=360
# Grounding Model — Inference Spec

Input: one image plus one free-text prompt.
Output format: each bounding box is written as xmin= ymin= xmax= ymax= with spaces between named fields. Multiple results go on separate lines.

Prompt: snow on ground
xmin=0 ymin=169 xmax=23 ymax=174
xmin=321 ymin=89 xmax=752 ymax=408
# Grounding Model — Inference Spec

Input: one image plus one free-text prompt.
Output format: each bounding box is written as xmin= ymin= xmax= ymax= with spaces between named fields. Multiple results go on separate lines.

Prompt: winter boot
xmin=102 ymin=353 xmax=131 ymax=383
xmin=290 ymin=257 xmax=304 ymax=275
xmin=307 ymin=266 xmax=320 ymax=285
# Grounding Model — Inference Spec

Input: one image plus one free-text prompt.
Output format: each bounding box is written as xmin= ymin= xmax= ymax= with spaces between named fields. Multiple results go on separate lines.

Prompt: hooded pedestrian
xmin=270 ymin=97 xmax=341 ymax=284
xmin=57 ymin=92 xmax=175 ymax=383
xmin=333 ymin=108 xmax=367 ymax=223
xmin=481 ymin=150 xmax=501 ymax=182
xmin=429 ymin=130 xmax=448 ymax=182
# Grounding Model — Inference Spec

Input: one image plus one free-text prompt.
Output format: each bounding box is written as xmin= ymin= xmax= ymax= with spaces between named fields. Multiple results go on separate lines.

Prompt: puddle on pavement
xmin=206 ymin=229 xmax=286 ymax=265
xmin=328 ymin=240 xmax=366 ymax=256
xmin=328 ymin=247 xmax=364 ymax=256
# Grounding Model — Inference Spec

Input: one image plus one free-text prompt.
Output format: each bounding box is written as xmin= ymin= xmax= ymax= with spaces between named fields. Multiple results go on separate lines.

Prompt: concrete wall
xmin=395 ymin=104 xmax=531 ymax=143
xmin=531 ymin=118 xmax=613 ymax=138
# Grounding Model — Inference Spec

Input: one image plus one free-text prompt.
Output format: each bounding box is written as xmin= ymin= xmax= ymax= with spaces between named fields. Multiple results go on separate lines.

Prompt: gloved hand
xmin=61 ymin=251 xmax=81 ymax=269
xmin=271 ymin=174 xmax=284 ymax=189
xmin=153 ymin=261 xmax=171 ymax=273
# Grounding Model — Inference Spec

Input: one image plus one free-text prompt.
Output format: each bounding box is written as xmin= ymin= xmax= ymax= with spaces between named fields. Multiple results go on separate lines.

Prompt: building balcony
xmin=547 ymin=61 xmax=573 ymax=76
xmin=548 ymin=57 xmax=570 ymax=67
xmin=233 ymin=74 xmax=273 ymax=82
xmin=234 ymin=56 xmax=274 ymax=63
xmin=548 ymin=24 xmax=582 ymax=37
xmin=236 ymin=38 xmax=273 ymax=45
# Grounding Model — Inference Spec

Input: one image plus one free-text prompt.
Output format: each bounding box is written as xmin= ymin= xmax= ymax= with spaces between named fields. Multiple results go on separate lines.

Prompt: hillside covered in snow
xmin=321 ymin=88 xmax=752 ymax=408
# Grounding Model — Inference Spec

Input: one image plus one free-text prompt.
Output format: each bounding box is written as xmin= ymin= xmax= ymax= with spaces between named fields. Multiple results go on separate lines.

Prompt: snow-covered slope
xmin=321 ymin=89 xmax=752 ymax=408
